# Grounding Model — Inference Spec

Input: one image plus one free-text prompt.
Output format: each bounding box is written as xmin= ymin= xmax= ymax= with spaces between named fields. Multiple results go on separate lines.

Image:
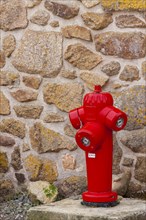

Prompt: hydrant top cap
xmin=94 ymin=85 xmax=102 ymax=93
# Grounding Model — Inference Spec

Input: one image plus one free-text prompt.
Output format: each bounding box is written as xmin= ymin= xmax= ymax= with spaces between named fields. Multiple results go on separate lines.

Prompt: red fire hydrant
xmin=69 ymin=85 xmax=127 ymax=207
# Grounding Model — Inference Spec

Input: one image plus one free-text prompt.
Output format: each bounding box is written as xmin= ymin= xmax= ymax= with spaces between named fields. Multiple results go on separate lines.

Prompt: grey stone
xmin=15 ymin=173 xmax=25 ymax=184
xmin=11 ymin=146 xmax=22 ymax=171
xmin=126 ymin=181 xmax=145 ymax=199
xmin=115 ymin=15 xmax=146 ymax=28
xmin=44 ymin=113 xmax=64 ymax=123
xmin=30 ymin=10 xmax=50 ymax=26
xmin=45 ymin=1 xmax=79 ymax=19
xmin=43 ymin=83 xmax=84 ymax=112
xmin=113 ymin=135 xmax=122 ymax=175
xmin=60 ymin=69 xmax=77 ymax=80
xmin=114 ymin=86 xmax=145 ymax=130
xmin=27 ymin=181 xmax=58 ymax=204
xmin=12 ymin=30 xmax=63 ymax=78
xmin=2 ymin=35 xmax=16 ymax=57
xmin=80 ymin=0 xmax=100 ymax=8
xmin=27 ymin=0 xmax=42 ymax=8
xmin=120 ymin=129 xmax=146 ymax=153
xmin=0 ymin=51 xmax=6 ymax=68
xmin=0 ymin=135 xmax=15 ymax=147
xmin=119 ymin=65 xmax=140 ymax=81
xmin=122 ymin=158 xmax=134 ymax=167
xmin=0 ymin=71 xmax=20 ymax=86
xmin=0 ymin=0 xmax=28 ymax=31
xmin=64 ymin=43 xmax=102 ymax=70
xmin=135 ymin=157 xmax=146 ymax=183
xmin=95 ymin=32 xmax=146 ymax=59
xmin=101 ymin=61 xmax=121 ymax=76
xmin=82 ymin=12 xmax=113 ymax=30
xmin=112 ymin=171 xmax=131 ymax=196
xmin=0 ymin=179 xmax=15 ymax=202
xmin=56 ymin=176 xmax=87 ymax=199
xmin=29 ymin=122 xmax=77 ymax=153
xmin=27 ymin=198 xmax=146 ymax=220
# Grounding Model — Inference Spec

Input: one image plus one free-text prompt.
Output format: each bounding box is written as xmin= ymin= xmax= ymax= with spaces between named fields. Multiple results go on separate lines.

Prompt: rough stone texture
xmin=23 ymin=76 xmax=42 ymax=90
xmin=60 ymin=69 xmax=77 ymax=80
xmin=114 ymin=86 xmax=145 ymax=130
xmin=15 ymin=173 xmax=25 ymax=184
xmin=24 ymin=155 xmax=42 ymax=181
xmin=0 ymin=0 xmax=28 ymax=31
xmin=27 ymin=198 xmax=146 ymax=220
xmin=62 ymin=25 xmax=92 ymax=41
xmin=27 ymin=181 xmax=58 ymax=204
xmin=101 ymin=61 xmax=121 ymax=76
xmin=80 ymin=71 xmax=109 ymax=90
xmin=50 ymin=20 xmax=59 ymax=27
xmin=44 ymin=113 xmax=64 ymax=123
xmin=64 ymin=124 xmax=76 ymax=137
xmin=0 ymin=118 xmax=25 ymax=139
xmin=2 ymin=35 xmax=16 ymax=57
xmin=80 ymin=0 xmax=100 ymax=8
xmin=135 ymin=157 xmax=146 ymax=183
xmin=43 ymin=83 xmax=84 ymax=112
xmin=112 ymin=171 xmax=131 ymax=196
xmin=101 ymin=0 xmax=146 ymax=11
xmin=0 ymin=179 xmax=15 ymax=202
xmin=22 ymin=143 xmax=30 ymax=152
xmin=142 ymin=61 xmax=146 ymax=80
xmin=112 ymin=83 xmax=122 ymax=89
xmin=122 ymin=157 xmax=134 ymax=167
xmin=11 ymin=146 xmax=22 ymax=171
xmin=0 ymin=71 xmax=20 ymax=86
xmin=64 ymin=44 xmax=102 ymax=70
xmin=27 ymin=0 xmax=42 ymax=8
xmin=24 ymin=154 xmax=58 ymax=182
xmin=113 ymin=135 xmax=122 ymax=175
xmin=62 ymin=154 xmax=76 ymax=170
xmin=56 ymin=176 xmax=87 ymax=199
xmin=116 ymin=15 xmax=146 ymax=28
xmin=12 ymin=30 xmax=63 ymax=78
xmin=95 ymin=32 xmax=146 ymax=59
xmin=0 ymin=135 xmax=15 ymax=147
xmin=30 ymin=10 xmax=50 ymax=26
xmin=119 ymin=65 xmax=140 ymax=81
xmin=14 ymin=105 xmax=43 ymax=119
xmin=0 ymin=51 xmax=6 ymax=68
xmin=0 ymin=92 xmax=10 ymax=115
xmin=11 ymin=89 xmax=38 ymax=102
xmin=29 ymin=122 xmax=77 ymax=153
xmin=39 ymin=160 xmax=58 ymax=183
xmin=120 ymin=129 xmax=146 ymax=154
xmin=0 ymin=152 xmax=9 ymax=173
xmin=44 ymin=1 xmax=79 ymax=19
xmin=81 ymin=12 xmax=113 ymax=30
xmin=126 ymin=181 xmax=143 ymax=199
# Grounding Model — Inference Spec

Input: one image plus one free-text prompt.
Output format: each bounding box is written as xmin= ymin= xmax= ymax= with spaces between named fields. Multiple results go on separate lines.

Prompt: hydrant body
xmin=69 ymin=85 xmax=127 ymax=206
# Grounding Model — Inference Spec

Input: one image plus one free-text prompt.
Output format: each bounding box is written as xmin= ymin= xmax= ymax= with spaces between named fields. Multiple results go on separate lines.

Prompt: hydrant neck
xmin=94 ymin=85 xmax=102 ymax=93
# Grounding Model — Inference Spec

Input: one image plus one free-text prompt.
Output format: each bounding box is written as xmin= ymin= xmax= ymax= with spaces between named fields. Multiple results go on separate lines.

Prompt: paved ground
xmin=0 ymin=194 xmax=33 ymax=220
xmin=27 ymin=198 xmax=146 ymax=220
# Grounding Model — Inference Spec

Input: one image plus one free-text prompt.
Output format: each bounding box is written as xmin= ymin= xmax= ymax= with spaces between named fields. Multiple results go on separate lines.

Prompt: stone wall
xmin=0 ymin=0 xmax=146 ymax=201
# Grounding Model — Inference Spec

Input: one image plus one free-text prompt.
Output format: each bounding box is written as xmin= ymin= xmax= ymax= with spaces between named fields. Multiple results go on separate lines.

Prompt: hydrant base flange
xmin=81 ymin=200 xmax=119 ymax=208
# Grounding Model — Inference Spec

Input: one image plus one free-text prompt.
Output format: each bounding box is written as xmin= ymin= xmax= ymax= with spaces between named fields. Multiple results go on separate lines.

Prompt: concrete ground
xmin=27 ymin=197 xmax=146 ymax=220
